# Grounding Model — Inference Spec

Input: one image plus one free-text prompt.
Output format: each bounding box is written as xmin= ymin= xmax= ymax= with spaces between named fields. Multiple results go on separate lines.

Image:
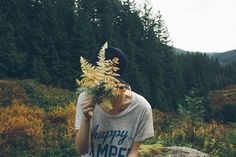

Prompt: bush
xmin=150 ymin=90 xmax=230 ymax=155
xmin=213 ymin=104 xmax=236 ymax=122
xmin=154 ymin=120 xmax=226 ymax=155
xmin=0 ymin=80 xmax=28 ymax=106
xmin=0 ymin=101 xmax=78 ymax=156
xmin=0 ymin=101 xmax=45 ymax=155
xmin=219 ymin=122 xmax=236 ymax=157
xmin=19 ymin=80 xmax=76 ymax=110
xmin=46 ymin=102 xmax=76 ymax=140
xmin=178 ymin=89 xmax=206 ymax=127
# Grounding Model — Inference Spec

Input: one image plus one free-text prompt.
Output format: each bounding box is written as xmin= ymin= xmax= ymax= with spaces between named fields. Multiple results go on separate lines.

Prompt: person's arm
xmin=75 ymin=95 xmax=95 ymax=154
xmin=127 ymin=142 xmax=141 ymax=157
xmin=75 ymin=117 xmax=91 ymax=154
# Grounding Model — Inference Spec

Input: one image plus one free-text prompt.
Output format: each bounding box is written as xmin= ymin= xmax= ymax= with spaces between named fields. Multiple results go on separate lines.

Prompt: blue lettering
xmin=91 ymin=125 xmax=129 ymax=145
xmin=110 ymin=130 xmax=120 ymax=143
xmin=97 ymin=144 xmax=108 ymax=157
xmin=118 ymin=131 xmax=128 ymax=145
xmin=118 ymin=147 xmax=126 ymax=157
xmin=102 ymin=130 xmax=113 ymax=144
xmin=98 ymin=131 xmax=105 ymax=139
xmin=109 ymin=145 xmax=118 ymax=156
xmin=91 ymin=125 xmax=99 ymax=139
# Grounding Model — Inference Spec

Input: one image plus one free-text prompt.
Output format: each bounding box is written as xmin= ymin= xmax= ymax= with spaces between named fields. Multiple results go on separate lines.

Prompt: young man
xmin=75 ymin=47 xmax=154 ymax=157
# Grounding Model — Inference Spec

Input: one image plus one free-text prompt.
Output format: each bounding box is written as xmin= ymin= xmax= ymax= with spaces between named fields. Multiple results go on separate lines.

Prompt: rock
xmin=165 ymin=146 xmax=210 ymax=157
xmin=139 ymin=144 xmax=211 ymax=157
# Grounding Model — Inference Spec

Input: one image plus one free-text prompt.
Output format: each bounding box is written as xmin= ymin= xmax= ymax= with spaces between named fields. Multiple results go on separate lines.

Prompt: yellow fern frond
xmin=79 ymin=56 xmax=99 ymax=86
xmin=75 ymin=79 xmax=80 ymax=86
xmin=76 ymin=42 xmax=127 ymax=111
xmin=97 ymin=42 xmax=108 ymax=64
xmin=96 ymin=42 xmax=108 ymax=74
xmin=80 ymin=57 xmax=97 ymax=74
xmin=112 ymin=57 xmax=119 ymax=64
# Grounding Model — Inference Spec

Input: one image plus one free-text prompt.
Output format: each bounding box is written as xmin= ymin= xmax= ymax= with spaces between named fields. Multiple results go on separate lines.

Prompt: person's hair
xmin=89 ymin=46 xmax=128 ymax=78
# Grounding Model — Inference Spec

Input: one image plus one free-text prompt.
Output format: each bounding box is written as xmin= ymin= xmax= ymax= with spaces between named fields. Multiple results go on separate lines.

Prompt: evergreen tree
xmin=0 ymin=1 xmax=27 ymax=78
xmin=139 ymin=4 xmax=164 ymax=106
xmin=0 ymin=0 xmax=236 ymax=113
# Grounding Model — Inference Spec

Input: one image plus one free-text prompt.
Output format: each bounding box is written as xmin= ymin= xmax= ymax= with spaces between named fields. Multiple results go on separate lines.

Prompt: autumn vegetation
xmin=0 ymin=80 xmax=235 ymax=156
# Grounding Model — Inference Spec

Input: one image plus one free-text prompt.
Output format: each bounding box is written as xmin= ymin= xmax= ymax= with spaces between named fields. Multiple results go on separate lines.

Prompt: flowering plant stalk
xmin=76 ymin=42 xmax=127 ymax=111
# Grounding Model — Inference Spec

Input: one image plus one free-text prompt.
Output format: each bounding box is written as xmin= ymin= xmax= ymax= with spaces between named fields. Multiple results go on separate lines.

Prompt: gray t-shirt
xmin=75 ymin=91 xmax=154 ymax=157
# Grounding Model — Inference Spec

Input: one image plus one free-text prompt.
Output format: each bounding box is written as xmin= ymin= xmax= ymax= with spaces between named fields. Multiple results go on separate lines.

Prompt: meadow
xmin=0 ymin=80 xmax=235 ymax=157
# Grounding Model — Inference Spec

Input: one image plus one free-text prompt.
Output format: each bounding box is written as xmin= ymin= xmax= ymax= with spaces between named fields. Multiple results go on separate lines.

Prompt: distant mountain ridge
xmin=174 ymin=48 xmax=236 ymax=65
xmin=210 ymin=49 xmax=236 ymax=65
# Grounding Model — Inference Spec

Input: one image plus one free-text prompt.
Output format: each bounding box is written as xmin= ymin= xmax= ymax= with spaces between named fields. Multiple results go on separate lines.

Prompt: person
xmin=75 ymin=46 xmax=154 ymax=157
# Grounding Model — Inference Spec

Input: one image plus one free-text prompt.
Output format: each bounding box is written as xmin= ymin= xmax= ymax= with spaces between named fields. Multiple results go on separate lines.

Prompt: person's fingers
xmin=81 ymin=96 xmax=97 ymax=105
xmin=80 ymin=95 xmax=97 ymax=118
xmin=81 ymin=98 xmax=93 ymax=104
xmin=83 ymin=107 xmax=94 ymax=113
xmin=81 ymin=102 xmax=94 ymax=110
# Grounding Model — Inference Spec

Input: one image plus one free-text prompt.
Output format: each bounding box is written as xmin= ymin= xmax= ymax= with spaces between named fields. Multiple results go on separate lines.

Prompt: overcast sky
xmin=136 ymin=0 xmax=236 ymax=52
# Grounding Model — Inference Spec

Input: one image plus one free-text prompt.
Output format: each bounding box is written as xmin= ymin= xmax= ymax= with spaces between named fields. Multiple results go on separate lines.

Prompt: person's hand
xmin=80 ymin=95 xmax=97 ymax=120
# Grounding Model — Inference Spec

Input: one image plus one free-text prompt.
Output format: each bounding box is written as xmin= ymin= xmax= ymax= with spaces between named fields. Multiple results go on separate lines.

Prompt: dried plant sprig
xmin=76 ymin=42 xmax=127 ymax=111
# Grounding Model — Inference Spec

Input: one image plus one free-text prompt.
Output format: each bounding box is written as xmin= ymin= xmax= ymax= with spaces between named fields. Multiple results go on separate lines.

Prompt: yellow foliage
xmin=46 ymin=102 xmax=76 ymax=139
xmin=76 ymin=42 xmax=128 ymax=111
xmin=139 ymin=144 xmax=164 ymax=156
xmin=0 ymin=101 xmax=44 ymax=143
xmin=194 ymin=121 xmax=224 ymax=139
xmin=155 ymin=118 xmax=225 ymax=155
xmin=79 ymin=56 xmax=99 ymax=88
xmin=100 ymin=98 xmax=113 ymax=113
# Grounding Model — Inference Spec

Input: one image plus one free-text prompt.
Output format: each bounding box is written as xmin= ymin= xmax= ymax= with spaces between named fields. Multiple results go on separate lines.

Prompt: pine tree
xmin=139 ymin=4 xmax=164 ymax=106
xmin=0 ymin=0 xmax=27 ymax=78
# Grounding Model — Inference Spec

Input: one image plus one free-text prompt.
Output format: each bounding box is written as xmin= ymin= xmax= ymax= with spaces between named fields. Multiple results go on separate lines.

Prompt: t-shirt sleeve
xmin=74 ymin=92 xmax=86 ymax=130
xmin=134 ymin=105 xmax=154 ymax=142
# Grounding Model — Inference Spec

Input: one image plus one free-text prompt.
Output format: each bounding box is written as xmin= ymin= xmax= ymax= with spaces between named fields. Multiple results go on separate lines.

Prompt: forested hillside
xmin=0 ymin=0 xmax=236 ymax=112
xmin=174 ymin=48 xmax=236 ymax=65
xmin=210 ymin=49 xmax=236 ymax=65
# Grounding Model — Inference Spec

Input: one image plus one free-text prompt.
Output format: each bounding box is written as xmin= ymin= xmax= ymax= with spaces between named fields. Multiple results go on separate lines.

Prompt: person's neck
xmin=106 ymin=97 xmax=124 ymax=115
xmin=101 ymin=93 xmax=132 ymax=115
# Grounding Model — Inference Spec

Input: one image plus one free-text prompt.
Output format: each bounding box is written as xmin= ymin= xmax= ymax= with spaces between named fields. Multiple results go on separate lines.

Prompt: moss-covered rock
xmin=139 ymin=144 xmax=211 ymax=157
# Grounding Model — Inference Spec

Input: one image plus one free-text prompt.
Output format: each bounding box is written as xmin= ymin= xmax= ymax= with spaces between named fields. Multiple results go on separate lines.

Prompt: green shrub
xmin=219 ymin=126 xmax=236 ymax=157
xmin=213 ymin=104 xmax=236 ymax=122
xmin=19 ymin=80 xmax=76 ymax=110
xmin=0 ymin=80 xmax=28 ymax=106
xmin=36 ymin=139 xmax=78 ymax=157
